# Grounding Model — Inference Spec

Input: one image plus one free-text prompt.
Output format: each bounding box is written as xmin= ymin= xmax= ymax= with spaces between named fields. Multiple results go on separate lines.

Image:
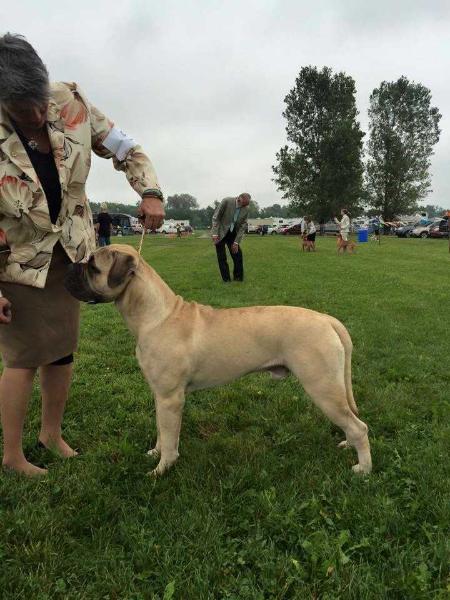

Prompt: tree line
xmin=92 ymin=68 xmax=442 ymax=225
xmin=90 ymin=195 xmax=295 ymax=229
xmin=91 ymin=194 xmax=445 ymax=229
xmin=273 ymin=67 xmax=442 ymax=220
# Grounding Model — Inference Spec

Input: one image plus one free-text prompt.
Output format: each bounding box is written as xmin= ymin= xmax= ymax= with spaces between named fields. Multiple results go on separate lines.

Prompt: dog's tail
xmin=330 ymin=317 xmax=359 ymax=415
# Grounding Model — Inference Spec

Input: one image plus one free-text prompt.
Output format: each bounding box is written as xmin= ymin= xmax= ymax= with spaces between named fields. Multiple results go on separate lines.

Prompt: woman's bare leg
xmin=39 ymin=363 xmax=78 ymax=457
xmin=0 ymin=367 xmax=47 ymax=476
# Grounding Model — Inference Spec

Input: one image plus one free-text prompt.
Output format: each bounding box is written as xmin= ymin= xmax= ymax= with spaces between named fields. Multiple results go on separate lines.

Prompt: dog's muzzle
xmin=64 ymin=263 xmax=105 ymax=304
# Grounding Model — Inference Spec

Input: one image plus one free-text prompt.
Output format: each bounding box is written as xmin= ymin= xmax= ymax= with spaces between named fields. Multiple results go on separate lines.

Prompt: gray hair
xmin=0 ymin=33 xmax=49 ymax=106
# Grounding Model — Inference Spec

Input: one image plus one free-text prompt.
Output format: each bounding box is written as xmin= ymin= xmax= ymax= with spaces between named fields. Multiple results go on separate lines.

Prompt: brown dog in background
xmin=336 ymin=235 xmax=356 ymax=254
xmin=301 ymin=235 xmax=310 ymax=251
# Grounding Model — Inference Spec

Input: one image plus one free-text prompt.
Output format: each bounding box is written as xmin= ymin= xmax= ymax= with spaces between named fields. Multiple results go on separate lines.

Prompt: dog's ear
xmin=107 ymin=252 xmax=137 ymax=288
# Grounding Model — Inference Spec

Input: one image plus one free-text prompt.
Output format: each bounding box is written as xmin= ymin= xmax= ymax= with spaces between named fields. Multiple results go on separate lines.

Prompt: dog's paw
xmin=352 ymin=463 xmax=371 ymax=475
xmin=147 ymin=448 xmax=160 ymax=458
xmin=148 ymin=455 xmax=178 ymax=477
xmin=338 ymin=440 xmax=350 ymax=450
xmin=149 ymin=462 xmax=168 ymax=478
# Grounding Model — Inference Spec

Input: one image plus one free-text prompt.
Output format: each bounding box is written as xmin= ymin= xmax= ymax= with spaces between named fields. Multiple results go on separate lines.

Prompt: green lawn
xmin=1 ymin=234 xmax=449 ymax=599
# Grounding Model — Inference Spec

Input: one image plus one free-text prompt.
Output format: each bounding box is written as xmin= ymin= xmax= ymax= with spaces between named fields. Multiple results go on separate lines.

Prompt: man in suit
xmin=211 ymin=193 xmax=251 ymax=282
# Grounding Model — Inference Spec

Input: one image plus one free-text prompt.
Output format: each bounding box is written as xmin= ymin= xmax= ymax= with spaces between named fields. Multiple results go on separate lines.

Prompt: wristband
xmin=142 ymin=188 xmax=164 ymax=201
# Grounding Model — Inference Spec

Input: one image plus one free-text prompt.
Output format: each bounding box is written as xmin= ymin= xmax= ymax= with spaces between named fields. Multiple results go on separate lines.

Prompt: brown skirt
xmin=0 ymin=244 xmax=80 ymax=368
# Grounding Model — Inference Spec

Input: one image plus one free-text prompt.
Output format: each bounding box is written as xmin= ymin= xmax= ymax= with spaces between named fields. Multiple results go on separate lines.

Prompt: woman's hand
xmin=138 ymin=197 xmax=165 ymax=231
xmin=0 ymin=297 xmax=12 ymax=324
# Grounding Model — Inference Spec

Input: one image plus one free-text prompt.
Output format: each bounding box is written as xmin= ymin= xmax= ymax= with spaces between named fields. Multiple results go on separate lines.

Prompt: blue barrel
xmin=358 ymin=229 xmax=368 ymax=243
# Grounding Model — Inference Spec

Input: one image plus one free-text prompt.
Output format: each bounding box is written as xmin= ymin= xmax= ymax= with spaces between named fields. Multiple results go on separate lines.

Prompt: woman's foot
xmin=2 ymin=457 xmax=48 ymax=477
xmin=38 ymin=435 xmax=79 ymax=458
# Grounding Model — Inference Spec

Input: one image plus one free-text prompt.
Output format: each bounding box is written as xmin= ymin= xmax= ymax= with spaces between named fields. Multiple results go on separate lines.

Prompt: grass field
xmin=0 ymin=233 xmax=449 ymax=599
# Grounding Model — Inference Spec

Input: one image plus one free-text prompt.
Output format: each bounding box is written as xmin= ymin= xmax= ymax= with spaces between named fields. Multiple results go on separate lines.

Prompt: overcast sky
xmin=3 ymin=1 xmax=450 ymax=208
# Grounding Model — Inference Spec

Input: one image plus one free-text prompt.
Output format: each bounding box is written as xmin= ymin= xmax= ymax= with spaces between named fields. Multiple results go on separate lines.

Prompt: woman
xmin=305 ymin=216 xmax=316 ymax=251
xmin=334 ymin=209 xmax=351 ymax=254
xmin=96 ymin=203 xmax=113 ymax=246
xmin=0 ymin=33 xmax=165 ymax=476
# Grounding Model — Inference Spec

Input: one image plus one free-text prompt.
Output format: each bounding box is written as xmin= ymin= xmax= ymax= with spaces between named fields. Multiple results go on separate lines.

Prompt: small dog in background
xmin=301 ymin=235 xmax=309 ymax=252
xmin=336 ymin=235 xmax=356 ymax=254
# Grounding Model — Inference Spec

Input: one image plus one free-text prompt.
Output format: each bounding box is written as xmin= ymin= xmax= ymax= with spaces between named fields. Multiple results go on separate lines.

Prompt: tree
xmin=365 ymin=77 xmax=441 ymax=219
xmin=190 ymin=204 xmax=217 ymax=228
xmin=165 ymin=194 xmax=199 ymax=220
xmin=422 ymin=204 xmax=445 ymax=218
xmin=89 ymin=201 xmax=139 ymax=216
xmin=273 ymin=66 xmax=365 ymax=221
xmin=259 ymin=203 xmax=289 ymax=218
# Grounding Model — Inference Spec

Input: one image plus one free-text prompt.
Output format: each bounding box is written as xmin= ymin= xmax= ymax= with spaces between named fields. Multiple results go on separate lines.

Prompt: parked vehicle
xmin=410 ymin=221 xmax=435 ymax=238
xmin=396 ymin=223 xmax=417 ymax=238
xmin=351 ymin=218 xmax=368 ymax=230
xmin=132 ymin=221 xmax=143 ymax=234
xmin=322 ymin=221 xmax=340 ymax=235
xmin=158 ymin=223 xmax=178 ymax=234
xmin=281 ymin=223 xmax=304 ymax=235
xmin=428 ymin=219 xmax=448 ymax=238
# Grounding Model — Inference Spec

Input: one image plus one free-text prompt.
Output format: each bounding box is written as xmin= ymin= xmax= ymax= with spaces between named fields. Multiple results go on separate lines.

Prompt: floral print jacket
xmin=0 ymin=82 xmax=161 ymax=288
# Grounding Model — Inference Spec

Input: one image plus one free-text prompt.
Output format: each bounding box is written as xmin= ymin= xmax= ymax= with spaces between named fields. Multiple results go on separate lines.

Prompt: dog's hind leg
xmin=150 ymin=389 xmax=185 ymax=477
xmin=304 ymin=377 xmax=371 ymax=473
xmin=288 ymin=351 xmax=372 ymax=474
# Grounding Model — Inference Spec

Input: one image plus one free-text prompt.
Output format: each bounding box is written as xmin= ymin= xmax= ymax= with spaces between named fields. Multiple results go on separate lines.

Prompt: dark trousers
xmin=215 ymin=229 xmax=244 ymax=281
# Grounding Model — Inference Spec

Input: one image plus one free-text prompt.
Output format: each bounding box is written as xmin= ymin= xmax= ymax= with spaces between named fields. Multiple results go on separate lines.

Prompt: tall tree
xmin=366 ymin=76 xmax=441 ymax=219
xmin=273 ymin=66 xmax=365 ymax=221
xmin=90 ymin=201 xmax=139 ymax=216
xmin=248 ymin=199 xmax=260 ymax=218
xmin=165 ymin=193 xmax=199 ymax=220
xmin=259 ymin=203 xmax=289 ymax=218
xmin=190 ymin=204 xmax=217 ymax=228
xmin=423 ymin=204 xmax=445 ymax=218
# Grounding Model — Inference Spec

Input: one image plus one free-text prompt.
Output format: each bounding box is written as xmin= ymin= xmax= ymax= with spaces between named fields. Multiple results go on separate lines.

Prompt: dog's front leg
xmin=150 ymin=389 xmax=185 ymax=477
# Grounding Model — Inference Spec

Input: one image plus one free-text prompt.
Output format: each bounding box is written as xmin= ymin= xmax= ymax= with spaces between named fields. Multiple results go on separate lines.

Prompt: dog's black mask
xmin=64 ymin=263 xmax=106 ymax=304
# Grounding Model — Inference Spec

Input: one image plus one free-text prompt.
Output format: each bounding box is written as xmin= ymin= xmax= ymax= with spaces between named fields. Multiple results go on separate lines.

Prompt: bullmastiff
xmin=65 ymin=245 xmax=372 ymax=477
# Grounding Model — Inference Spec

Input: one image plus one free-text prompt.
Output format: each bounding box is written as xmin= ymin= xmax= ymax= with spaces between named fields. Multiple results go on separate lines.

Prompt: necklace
xmin=28 ymin=139 xmax=39 ymax=151
xmin=12 ymin=120 xmax=44 ymax=152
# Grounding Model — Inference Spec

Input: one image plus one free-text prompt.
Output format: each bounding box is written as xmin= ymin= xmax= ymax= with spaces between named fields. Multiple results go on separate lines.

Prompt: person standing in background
xmin=96 ymin=203 xmax=113 ymax=246
xmin=335 ymin=209 xmax=351 ymax=253
xmin=211 ymin=193 xmax=250 ymax=282
xmin=305 ymin=216 xmax=317 ymax=251
xmin=370 ymin=214 xmax=384 ymax=242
